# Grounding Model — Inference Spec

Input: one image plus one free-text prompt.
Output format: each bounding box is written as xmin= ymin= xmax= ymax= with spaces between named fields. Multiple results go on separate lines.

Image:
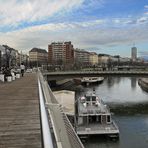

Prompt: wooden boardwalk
xmin=0 ymin=73 xmax=42 ymax=148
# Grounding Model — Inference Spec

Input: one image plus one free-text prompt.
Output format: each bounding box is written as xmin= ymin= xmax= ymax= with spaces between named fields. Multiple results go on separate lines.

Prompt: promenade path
xmin=0 ymin=73 xmax=42 ymax=148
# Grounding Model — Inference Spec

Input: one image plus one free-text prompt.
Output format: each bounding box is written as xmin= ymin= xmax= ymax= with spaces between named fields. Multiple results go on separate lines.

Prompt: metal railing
xmin=38 ymin=69 xmax=84 ymax=148
xmin=43 ymin=70 xmax=148 ymax=76
xmin=38 ymin=78 xmax=54 ymax=148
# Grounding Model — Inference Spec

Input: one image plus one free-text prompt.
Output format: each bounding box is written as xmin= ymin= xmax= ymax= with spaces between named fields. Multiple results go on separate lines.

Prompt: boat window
xmin=107 ymin=115 xmax=111 ymax=123
xmin=86 ymin=96 xmax=91 ymax=101
xmin=78 ymin=117 xmax=83 ymax=125
xmin=97 ymin=115 xmax=101 ymax=123
xmin=89 ymin=116 xmax=99 ymax=123
xmin=83 ymin=116 xmax=87 ymax=125
xmin=92 ymin=96 xmax=96 ymax=101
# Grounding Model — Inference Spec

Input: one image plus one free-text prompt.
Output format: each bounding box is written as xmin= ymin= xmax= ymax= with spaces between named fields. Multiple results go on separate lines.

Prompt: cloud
xmin=144 ymin=5 xmax=148 ymax=9
xmin=0 ymin=18 xmax=148 ymax=53
xmin=144 ymin=12 xmax=148 ymax=15
xmin=0 ymin=0 xmax=84 ymax=27
xmin=137 ymin=16 xmax=148 ymax=23
xmin=144 ymin=5 xmax=148 ymax=16
xmin=0 ymin=0 xmax=147 ymax=55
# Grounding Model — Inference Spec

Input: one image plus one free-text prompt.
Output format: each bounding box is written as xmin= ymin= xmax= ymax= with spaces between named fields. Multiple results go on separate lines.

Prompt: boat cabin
xmin=76 ymin=94 xmax=119 ymax=137
xmin=77 ymin=94 xmax=111 ymax=126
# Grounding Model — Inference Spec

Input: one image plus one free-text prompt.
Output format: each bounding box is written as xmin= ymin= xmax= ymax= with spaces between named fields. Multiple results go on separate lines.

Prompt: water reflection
xmin=79 ymin=77 xmax=148 ymax=105
xmin=106 ymin=77 xmax=121 ymax=87
xmin=106 ymin=77 xmax=115 ymax=88
xmin=131 ymin=77 xmax=137 ymax=89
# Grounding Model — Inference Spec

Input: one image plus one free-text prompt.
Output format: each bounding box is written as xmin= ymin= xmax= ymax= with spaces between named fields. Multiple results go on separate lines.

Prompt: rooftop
xmin=30 ymin=47 xmax=47 ymax=53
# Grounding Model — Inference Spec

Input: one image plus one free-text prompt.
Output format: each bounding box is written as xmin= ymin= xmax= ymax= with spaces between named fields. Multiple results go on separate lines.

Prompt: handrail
xmin=38 ymin=78 xmax=54 ymax=148
xmin=43 ymin=70 xmax=148 ymax=76
xmin=38 ymin=68 xmax=84 ymax=148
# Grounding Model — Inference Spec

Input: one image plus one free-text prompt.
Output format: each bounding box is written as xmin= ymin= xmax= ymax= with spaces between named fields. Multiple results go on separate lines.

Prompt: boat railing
xmin=112 ymin=121 xmax=119 ymax=131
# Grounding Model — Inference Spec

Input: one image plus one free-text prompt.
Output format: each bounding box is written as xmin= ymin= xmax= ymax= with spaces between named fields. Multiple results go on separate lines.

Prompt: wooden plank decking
xmin=0 ymin=73 xmax=42 ymax=148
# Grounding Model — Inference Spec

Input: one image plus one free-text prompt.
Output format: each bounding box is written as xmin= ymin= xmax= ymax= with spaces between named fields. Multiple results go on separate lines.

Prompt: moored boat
xmin=138 ymin=78 xmax=148 ymax=92
xmin=81 ymin=77 xmax=104 ymax=85
xmin=75 ymin=93 xmax=119 ymax=139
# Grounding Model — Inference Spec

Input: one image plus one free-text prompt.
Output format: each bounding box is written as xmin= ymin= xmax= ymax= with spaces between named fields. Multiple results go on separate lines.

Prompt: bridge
xmin=43 ymin=70 xmax=148 ymax=81
xmin=0 ymin=71 xmax=84 ymax=148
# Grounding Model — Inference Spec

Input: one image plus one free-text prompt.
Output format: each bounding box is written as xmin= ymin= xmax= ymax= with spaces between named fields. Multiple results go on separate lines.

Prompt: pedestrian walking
xmin=20 ymin=63 xmax=25 ymax=77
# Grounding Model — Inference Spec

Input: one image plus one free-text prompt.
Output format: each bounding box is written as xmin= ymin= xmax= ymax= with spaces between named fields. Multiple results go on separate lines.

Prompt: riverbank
xmin=138 ymin=78 xmax=148 ymax=92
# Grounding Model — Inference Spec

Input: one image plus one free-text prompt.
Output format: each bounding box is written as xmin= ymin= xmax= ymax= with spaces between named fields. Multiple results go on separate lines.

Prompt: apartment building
xmin=74 ymin=49 xmax=90 ymax=65
xmin=98 ymin=54 xmax=110 ymax=66
xmin=29 ymin=48 xmax=48 ymax=66
xmin=48 ymin=41 xmax=74 ymax=65
xmin=89 ymin=52 xmax=98 ymax=65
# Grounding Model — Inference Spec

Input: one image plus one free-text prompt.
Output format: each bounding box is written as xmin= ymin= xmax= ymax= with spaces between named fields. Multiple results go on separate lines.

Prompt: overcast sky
xmin=0 ymin=0 xmax=148 ymax=57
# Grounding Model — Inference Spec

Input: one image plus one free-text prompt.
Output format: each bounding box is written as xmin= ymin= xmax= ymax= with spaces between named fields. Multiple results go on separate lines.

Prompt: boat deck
xmin=76 ymin=122 xmax=119 ymax=135
xmin=77 ymin=94 xmax=119 ymax=136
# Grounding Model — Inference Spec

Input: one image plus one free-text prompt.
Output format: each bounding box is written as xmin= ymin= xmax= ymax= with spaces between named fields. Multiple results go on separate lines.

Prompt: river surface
xmin=75 ymin=77 xmax=148 ymax=148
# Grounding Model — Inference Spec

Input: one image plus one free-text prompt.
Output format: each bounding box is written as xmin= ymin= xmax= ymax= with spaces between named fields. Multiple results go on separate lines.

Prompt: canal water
xmin=75 ymin=77 xmax=148 ymax=148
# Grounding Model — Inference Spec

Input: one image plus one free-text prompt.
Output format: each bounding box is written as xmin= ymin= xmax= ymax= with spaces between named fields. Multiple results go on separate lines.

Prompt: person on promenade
xmin=20 ymin=63 xmax=25 ymax=77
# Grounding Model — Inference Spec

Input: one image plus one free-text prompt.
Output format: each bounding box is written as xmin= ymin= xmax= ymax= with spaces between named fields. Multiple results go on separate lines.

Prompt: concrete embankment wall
xmin=138 ymin=78 xmax=148 ymax=92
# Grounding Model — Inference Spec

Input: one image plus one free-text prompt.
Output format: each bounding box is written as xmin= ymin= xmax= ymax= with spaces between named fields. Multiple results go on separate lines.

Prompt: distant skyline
xmin=0 ymin=0 xmax=148 ymax=57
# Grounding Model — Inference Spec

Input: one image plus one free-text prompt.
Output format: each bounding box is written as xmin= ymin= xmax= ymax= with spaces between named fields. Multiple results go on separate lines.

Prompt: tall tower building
xmin=131 ymin=46 xmax=137 ymax=62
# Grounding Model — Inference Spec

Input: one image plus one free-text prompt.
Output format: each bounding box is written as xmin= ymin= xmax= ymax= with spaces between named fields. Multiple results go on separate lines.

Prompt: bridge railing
xmin=38 ymin=75 xmax=54 ymax=148
xmin=38 ymin=69 xmax=84 ymax=148
xmin=43 ymin=70 xmax=148 ymax=76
